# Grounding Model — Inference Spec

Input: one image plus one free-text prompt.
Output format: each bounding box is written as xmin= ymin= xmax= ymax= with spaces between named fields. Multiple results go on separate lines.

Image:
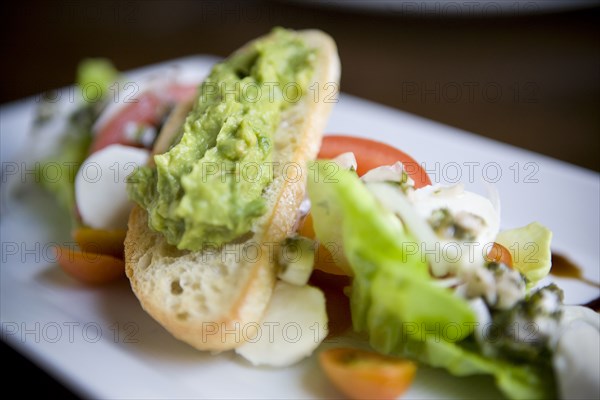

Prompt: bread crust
xmin=125 ymin=30 xmax=340 ymax=351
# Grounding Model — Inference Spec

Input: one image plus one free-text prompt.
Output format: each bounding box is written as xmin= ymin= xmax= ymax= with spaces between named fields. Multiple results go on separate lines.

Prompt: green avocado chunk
xmin=128 ymin=28 xmax=314 ymax=250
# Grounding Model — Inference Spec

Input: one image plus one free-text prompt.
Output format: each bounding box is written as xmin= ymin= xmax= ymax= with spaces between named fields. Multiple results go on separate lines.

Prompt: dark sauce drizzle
xmin=551 ymin=252 xmax=600 ymax=311
xmin=551 ymin=253 xmax=600 ymax=288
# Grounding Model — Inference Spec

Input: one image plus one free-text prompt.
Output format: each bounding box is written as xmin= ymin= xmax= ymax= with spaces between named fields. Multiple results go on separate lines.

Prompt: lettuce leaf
xmin=36 ymin=107 xmax=95 ymax=225
xmin=76 ymin=58 xmax=119 ymax=96
xmin=308 ymin=162 xmax=475 ymax=339
xmin=308 ymin=161 xmax=354 ymax=274
xmin=307 ymin=161 xmax=555 ymax=399
xmin=36 ymin=59 xmax=118 ymax=225
xmin=495 ymin=222 xmax=552 ymax=289
xmin=406 ymin=339 xmax=555 ymax=399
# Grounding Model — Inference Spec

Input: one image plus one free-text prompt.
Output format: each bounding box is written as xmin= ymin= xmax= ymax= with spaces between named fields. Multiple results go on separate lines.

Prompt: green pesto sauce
xmin=128 ymin=28 xmax=314 ymax=250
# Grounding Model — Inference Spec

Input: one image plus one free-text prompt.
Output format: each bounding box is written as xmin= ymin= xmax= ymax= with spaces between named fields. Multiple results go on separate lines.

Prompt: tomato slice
xmin=90 ymin=84 xmax=197 ymax=153
xmin=55 ymin=246 xmax=125 ymax=285
xmin=486 ymin=242 xmax=513 ymax=268
xmin=90 ymin=92 xmax=162 ymax=153
xmin=162 ymin=84 xmax=198 ymax=103
xmin=318 ymin=135 xmax=431 ymax=188
xmin=319 ymin=348 xmax=417 ymax=400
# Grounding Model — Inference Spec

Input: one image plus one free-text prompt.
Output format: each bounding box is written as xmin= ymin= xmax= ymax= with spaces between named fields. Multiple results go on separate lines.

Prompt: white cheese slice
xmin=235 ymin=281 xmax=328 ymax=367
xmin=75 ymin=144 xmax=149 ymax=230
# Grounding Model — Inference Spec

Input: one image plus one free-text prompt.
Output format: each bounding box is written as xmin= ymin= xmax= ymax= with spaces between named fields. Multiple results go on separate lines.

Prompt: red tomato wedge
xmin=318 ymin=135 xmax=431 ymax=188
xmin=486 ymin=242 xmax=514 ymax=268
xmin=90 ymin=84 xmax=197 ymax=153
xmin=55 ymin=246 xmax=125 ymax=285
xmin=319 ymin=348 xmax=417 ymax=400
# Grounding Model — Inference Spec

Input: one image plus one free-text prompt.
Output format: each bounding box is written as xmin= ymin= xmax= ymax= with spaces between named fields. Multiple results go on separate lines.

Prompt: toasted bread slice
xmin=125 ymin=30 xmax=340 ymax=351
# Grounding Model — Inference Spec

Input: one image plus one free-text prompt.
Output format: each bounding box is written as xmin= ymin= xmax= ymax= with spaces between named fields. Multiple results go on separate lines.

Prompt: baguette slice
xmin=125 ymin=29 xmax=340 ymax=351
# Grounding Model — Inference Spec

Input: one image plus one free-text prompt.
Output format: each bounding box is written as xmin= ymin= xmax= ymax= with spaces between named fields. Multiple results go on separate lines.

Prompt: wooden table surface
xmin=2 ymin=1 xmax=599 ymax=171
xmin=0 ymin=1 xmax=598 ymax=397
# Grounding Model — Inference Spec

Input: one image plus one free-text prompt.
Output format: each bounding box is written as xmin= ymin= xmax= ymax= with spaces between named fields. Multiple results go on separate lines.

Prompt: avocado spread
xmin=128 ymin=28 xmax=315 ymax=251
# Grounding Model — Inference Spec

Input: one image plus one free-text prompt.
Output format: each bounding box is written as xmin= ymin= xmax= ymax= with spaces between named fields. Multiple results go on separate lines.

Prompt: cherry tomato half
xmin=90 ymin=84 xmax=197 ymax=153
xmin=319 ymin=347 xmax=417 ymax=400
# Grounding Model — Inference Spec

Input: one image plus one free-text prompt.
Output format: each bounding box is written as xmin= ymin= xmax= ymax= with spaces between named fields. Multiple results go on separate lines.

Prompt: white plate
xmin=1 ymin=56 xmax=598 ymax=399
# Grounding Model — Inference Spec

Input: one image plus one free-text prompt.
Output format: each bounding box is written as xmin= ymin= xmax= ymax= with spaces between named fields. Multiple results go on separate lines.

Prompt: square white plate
xmin=1 ymin=56 xmax=598 ymax=399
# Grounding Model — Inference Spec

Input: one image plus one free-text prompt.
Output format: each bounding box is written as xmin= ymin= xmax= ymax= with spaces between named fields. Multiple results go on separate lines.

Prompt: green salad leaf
xmin=36 ymin=59 xmax=119 ymax=225
xmin=495 ymin=222 xmax=553 ymax=289
xmin=406 ymin=339 xmax=555 ymax=399
xmin=36 ymin=107 xmax=96 ymax=225
xmin=307 ymin=161 xmax=555 ymax=399
xmin=77 ymin=58 xmax=119 ymax=97
xmin=308 ymin=162 xmax=475 ymax=341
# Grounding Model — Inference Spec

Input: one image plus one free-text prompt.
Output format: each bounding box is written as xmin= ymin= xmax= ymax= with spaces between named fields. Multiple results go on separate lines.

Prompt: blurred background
xmin=0 ymin=0 xmax=598 ymax=397
xmin=1 ymin=0 xmax=599 ymax=172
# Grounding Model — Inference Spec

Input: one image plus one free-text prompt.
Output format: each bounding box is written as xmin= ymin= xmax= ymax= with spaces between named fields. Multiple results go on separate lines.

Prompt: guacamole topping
xmin=128 ymin=28 xmax=314 ymax=251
